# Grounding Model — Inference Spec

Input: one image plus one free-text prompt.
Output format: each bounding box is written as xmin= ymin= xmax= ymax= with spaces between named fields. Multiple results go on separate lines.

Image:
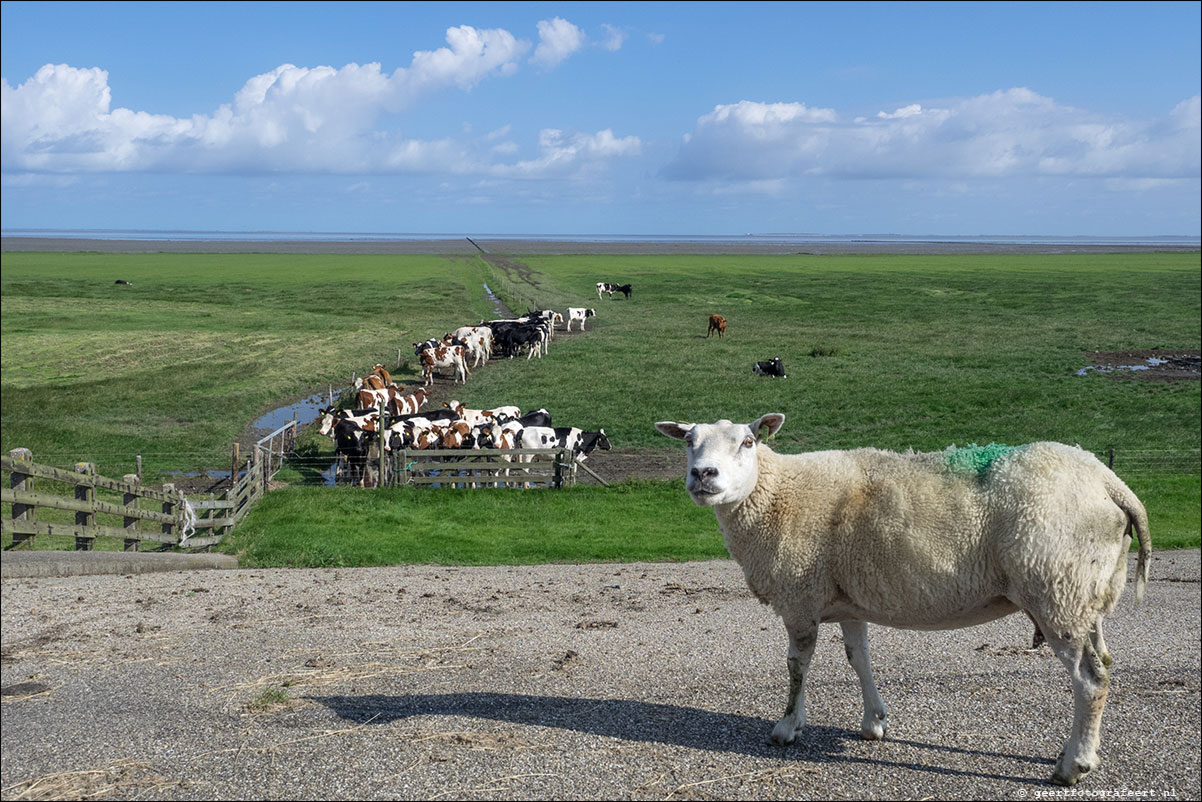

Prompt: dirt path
xmin=2 ymin=553 xmax=1197 ymax=800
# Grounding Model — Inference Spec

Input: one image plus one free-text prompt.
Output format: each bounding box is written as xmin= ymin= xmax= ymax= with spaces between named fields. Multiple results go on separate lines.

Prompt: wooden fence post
xmin=161 ymin=482 xmax=177 ymax=543
xmin=74 ymin=462 xmax=96 ymax=551
xmin=122 ymin=473 xmax=141 ymax=551
xmin=136 ymin=455 xmax=143 ymax=482
xmin=9 ymin=448 xmax=35 ymax=548
xmin=378 ymin=402 xmax=387 ymax=488
xmin=231 ymin=442 xmax=240 ymax=489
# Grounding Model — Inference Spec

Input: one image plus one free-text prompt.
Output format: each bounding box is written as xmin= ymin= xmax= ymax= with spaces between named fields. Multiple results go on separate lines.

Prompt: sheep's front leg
xmin=841 ymin=621 xmax=888 ymax=739
xmin=771 ymin=620 xmax=817 ymax=745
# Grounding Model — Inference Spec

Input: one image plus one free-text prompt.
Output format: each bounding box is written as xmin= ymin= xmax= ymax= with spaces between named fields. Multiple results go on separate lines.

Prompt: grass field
xmin=2 ymin=249 xmax=1198 ymax=560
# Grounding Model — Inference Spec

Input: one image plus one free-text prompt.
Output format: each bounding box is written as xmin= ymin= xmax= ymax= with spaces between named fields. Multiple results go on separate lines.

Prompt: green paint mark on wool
xmin=944 ymin=443 xmax=1022 ymax=479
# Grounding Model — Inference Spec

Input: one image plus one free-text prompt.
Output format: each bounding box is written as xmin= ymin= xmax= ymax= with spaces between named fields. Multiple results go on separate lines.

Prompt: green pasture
xmin=1 ymin=251 xmax=493 ymax=469
xmin=2 ymin=249 xmax=1198 ymax=560
xmin=228 ymin=480 xmax=726 ymax=567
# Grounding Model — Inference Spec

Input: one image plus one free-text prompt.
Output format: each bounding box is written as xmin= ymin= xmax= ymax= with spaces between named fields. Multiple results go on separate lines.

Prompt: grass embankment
xmin=1 ymin=251 xmax=494 ymax=474
xmin=3 ymin=250 xmax=1198 ymax=560
xmin=229 ymin=480 xmax=724 ymax=567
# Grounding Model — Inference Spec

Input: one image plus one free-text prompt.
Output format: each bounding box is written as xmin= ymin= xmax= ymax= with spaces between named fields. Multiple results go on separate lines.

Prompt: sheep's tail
xmin=1106 ymin=473 xmax=1151 ymax=603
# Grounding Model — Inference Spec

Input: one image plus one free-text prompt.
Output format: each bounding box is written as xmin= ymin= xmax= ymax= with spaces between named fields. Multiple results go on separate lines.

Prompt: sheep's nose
xmin=691 ymin=466 xmax=718 ymax=481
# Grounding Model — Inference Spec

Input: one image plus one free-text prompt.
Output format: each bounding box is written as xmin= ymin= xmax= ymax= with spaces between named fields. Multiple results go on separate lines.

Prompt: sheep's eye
xmin=742 ymin=436 xmax=756 ymax=448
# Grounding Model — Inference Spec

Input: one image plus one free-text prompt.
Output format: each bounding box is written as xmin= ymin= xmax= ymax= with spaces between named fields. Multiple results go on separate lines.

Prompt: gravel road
xmin=2 ymin=552 xmax=1198 ymax=800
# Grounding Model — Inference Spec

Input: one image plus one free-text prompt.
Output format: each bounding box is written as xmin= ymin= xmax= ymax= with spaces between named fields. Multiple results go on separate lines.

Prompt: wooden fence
xmin=380 ymin=448 xmax=577 ymax=489
xmin=1 ymin=422 xmax=296 ymax=552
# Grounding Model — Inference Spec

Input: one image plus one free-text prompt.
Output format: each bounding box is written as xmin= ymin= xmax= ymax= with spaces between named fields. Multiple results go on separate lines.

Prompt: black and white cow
xmin=516 ymin=426 xmax=612 ymax=461
xmin=566 ymin=307 xmax=596 ymax=331
xmin=753 ymin=357 xmax=787 ymax=378
xmin=596 ymin=282 xmax=632 ymax=300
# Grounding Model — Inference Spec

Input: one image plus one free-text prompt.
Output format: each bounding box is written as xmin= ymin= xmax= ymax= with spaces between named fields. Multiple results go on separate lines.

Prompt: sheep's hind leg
xmin=771 ymin=620 xmax=818 ymax=745
xmin=1041 ymin=620 xmax=1110 ymax=786
xmin=841 ymin=621 xmax=888 ymax=739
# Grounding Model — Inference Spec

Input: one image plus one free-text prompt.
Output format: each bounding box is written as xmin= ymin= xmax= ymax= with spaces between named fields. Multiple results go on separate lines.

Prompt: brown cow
xmin=707 ymin=314 xmax=727 ymax=338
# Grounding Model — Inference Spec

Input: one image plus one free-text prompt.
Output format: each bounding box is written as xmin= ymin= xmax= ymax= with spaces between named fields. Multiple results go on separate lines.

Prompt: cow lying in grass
xmin=753 ymin=357 xmax=786 ymax=378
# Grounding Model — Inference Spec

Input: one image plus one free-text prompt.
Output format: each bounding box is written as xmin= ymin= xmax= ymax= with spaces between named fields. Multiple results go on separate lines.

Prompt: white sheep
xmin=654 ymin=413 xmax=1150 ymax=787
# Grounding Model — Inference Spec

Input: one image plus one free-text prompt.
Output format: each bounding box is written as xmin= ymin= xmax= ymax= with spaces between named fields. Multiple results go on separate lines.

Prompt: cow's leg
xmin=841 ymin=621 xmax=888 ymax=739
xmin=1039 ymin=617 xmax=1109 ymax=786
xmin=771 ymin=618 xmax=818 ymax=745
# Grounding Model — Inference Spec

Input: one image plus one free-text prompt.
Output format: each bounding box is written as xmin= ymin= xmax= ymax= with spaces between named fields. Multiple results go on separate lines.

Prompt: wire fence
xmin=2 ymin=444 xmax=1197 ymax=494
xmin=1103 ymin=448 xmax=1201 ymax=474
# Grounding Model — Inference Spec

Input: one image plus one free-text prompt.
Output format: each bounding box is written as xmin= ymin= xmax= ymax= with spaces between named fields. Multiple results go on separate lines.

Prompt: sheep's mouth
xmin=687 ymin=484 xmax=721 ymax=502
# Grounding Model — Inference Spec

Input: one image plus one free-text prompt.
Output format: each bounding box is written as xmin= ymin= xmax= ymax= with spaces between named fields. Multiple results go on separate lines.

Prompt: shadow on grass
xmin=311 ymin=691 xmax=1052 ymax=785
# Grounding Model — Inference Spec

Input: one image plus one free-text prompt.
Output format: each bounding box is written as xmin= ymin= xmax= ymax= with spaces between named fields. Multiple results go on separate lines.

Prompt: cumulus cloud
xmin=490 ymin=128 xmax=642 ymax=178
xmin=663 ymin=89 xmax=1202 ymax=183
xmin=531 ymin=17 xmax=584 ymax=69
xmin=0 ymin=22 xmax=597 ymax=175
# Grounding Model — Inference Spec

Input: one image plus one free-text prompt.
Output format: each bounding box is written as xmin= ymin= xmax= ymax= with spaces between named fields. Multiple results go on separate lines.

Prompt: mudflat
xmin=4 ymin=235 xmax=1199 ymax=256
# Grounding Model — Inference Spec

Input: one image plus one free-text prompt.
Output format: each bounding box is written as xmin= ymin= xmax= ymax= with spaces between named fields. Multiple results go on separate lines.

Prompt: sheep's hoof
xmin=1050 ymin=755 xmax=1093 ymax=786
xmin=860 ymin=715 xmax=887 ymax=740
xmin=770 ymin=719 xmax=802 ymax=746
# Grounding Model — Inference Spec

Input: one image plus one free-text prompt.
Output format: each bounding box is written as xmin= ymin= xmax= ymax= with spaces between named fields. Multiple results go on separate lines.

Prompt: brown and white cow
xmin=393 ymin=388 xmax=429 ymax=416
xmin=418 ymin=344 xmax=469 ymax=386
xmin=444 ymin=400 xmax=521 ymax=427
xmin=355 ymin=386 xmax=401 ymax=414
xmin=446 ymin=326 xmax=493 ymax=366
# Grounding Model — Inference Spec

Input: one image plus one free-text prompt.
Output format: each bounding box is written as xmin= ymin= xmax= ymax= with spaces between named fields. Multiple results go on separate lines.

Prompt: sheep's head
xmin=654 ymin=414 xmax=784 ymax=506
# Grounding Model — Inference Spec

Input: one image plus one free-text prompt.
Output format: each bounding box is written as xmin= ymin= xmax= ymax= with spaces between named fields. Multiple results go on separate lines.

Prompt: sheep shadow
xmin=310 ymin=691 xmax=1051 ymax=785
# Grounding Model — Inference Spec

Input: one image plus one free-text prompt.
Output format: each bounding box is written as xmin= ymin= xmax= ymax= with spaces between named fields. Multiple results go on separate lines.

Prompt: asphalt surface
xmin=1 ymin=552 xmax=1198 ymax=800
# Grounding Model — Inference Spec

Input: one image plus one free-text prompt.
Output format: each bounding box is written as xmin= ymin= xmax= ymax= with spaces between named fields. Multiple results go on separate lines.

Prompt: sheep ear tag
xmin=752 ymin=413 xmax=786 ymax=442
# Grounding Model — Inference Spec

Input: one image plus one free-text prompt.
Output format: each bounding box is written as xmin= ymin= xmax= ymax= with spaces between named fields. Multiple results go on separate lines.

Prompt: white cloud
xmin=491 ymin=128 xmax=642 ymax=178
xmin=1 ymin=24 xmax=534 ymax=174
xmin=531 ymin=17 xmax=584 ymax=69
xmin=877 ymin=104 xmax=923 ymax=120
xmin=664 ymin=90 xmax=1202 ymax=183
xmin=601 ymin=24 xmax=626 ymax=52
xmin=0 ymin=18 xmax=633 ymax=178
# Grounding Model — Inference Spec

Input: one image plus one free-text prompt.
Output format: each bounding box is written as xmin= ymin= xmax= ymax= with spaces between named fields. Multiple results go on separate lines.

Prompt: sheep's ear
xmin=655 ymin=421 xmax=693 ymax=441
xmin=751 ymin=413 xmax=786 ymax=441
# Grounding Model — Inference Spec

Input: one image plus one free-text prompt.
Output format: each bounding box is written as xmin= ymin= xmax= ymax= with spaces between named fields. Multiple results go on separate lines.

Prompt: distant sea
xmin=3 ymin=228 xmax=1199 ymax=247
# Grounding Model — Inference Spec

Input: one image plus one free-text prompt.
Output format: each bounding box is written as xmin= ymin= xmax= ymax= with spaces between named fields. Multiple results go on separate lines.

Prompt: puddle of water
xmin=482 ymin=283 xmax=508 ymax=317
xmin=165 ymin=469 xmax=238 ymax=479
xmin=252 ymin=393 xmax=329 ymax=431
xmin=1076 ymin=356 xmax=1202 ymax=376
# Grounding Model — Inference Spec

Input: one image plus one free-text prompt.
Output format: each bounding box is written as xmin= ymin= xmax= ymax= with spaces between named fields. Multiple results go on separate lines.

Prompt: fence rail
xmin=2 ymin=423 xmax=295 ymax=552
xmin=382 ymin=448 xmax=576 ymax=489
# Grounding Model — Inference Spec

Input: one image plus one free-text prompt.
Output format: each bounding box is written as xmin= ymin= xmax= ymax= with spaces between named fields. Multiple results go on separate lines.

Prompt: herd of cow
xmin=316 ymin=307 xmax=609 ymax=486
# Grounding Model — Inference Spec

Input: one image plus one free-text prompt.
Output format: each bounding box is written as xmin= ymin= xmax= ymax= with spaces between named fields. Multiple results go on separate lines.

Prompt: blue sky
xmin=2 ymin=1 xmax=1199 ymax=236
